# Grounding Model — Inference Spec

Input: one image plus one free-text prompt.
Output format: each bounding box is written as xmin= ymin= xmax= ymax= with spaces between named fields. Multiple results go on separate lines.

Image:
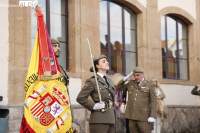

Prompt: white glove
xmin=119 ymin=103 xmax=126 ymax=113
xmin=147 ymin=117 xmax=156 ymax=123
xmin=93 ymin=102 xmax=105 ymax=110
xmin=123 ymin=72 xmax=133 ymax=81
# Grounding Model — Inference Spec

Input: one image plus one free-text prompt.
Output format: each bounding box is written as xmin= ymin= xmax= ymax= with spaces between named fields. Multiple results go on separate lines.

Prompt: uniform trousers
xmin=128 ymin=119 xmax=152 ymax=133
xmin=90 ymin=123 xmax=115 ymax=133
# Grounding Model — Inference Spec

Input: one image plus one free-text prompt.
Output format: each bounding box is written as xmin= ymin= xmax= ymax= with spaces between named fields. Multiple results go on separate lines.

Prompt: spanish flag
xmin=20 ymin=7 xmax=73 ymax=133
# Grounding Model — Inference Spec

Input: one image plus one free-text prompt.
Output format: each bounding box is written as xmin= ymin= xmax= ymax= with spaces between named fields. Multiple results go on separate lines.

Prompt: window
xmin=100 ymin=1 xmax=137 ymax=75
xmin=161 ymin=15 xmax=188 ymax=80
xmin=31 ymin=0 xmax=68 ymax=69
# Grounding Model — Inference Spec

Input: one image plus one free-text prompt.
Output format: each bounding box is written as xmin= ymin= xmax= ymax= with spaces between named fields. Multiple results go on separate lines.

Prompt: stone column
xmin=79 ymin=0 xmax=100 ymax=79
xmin=7 ymin=0 xmax=32 ymax=132
xmin=187 ymin=0 xmax=199 ymax=83
xmin=195 ymin=0 xmax=200 ymax=83
xmin=68 ymin=0 xmax=100 ymax=80
xmin=8 ymin=0 xmax=31 ymax=105
xmin=68 ymin=0 xmax=82 ymax=74
xmin=146 ymin=0 xmax=162 ymax=80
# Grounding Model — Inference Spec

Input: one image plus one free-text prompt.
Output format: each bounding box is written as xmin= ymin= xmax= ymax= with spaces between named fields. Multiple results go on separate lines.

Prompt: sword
xmin=86 ymin=38 xmax=102 ymax=102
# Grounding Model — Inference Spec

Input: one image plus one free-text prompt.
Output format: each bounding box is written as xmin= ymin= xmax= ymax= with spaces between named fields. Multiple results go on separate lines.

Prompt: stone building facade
xmin=0 ymin=0 xmax=200 ymax=133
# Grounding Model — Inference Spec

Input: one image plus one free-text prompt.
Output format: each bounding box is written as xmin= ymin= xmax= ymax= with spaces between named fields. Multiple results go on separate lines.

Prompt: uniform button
xmin=134 ymin=98 xmax=136 ymax=101
xmin=109 ymin=94 xmax=111 ymax=96
xmin=136 ymin=93 xmax=138 ymax=96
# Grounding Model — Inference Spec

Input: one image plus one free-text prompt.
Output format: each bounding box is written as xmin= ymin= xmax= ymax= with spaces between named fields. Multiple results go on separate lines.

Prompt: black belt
xmin=105 ymin=100 xmax=113 ymax=109
xmin=94 ymin=100 xmax=113 ymax=112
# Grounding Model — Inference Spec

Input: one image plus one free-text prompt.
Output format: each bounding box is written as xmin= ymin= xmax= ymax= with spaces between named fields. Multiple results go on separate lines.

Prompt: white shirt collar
xmin=97 ymin=72 xmax=105 ymax=78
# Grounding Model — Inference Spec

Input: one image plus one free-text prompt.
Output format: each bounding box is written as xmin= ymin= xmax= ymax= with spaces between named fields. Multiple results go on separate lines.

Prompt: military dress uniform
xmin=122 ymin=79 xmax=156 ymax=133
xmin=76 ymin=74 xmax=116 ymax=133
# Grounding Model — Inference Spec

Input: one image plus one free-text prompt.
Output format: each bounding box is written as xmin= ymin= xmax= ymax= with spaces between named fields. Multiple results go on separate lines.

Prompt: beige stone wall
xmin=8 ymin=0 xmax=31 ymax=105
xmin=161 ymin=84 xmax=200 ymax=105
xmin=158 ymin=0 xmax=196 ymax=19
xmin=137 ymin=0 xmax=147 ymax=7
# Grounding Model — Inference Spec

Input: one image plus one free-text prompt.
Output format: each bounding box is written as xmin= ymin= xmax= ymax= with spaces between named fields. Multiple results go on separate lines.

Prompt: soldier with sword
xmin=76 ymin=39 xmax=116 ymax=133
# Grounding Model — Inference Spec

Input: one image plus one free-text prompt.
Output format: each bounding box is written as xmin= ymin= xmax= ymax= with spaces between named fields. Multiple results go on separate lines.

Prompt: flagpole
xmin=86 ymin=38 xmax=102 ymax=102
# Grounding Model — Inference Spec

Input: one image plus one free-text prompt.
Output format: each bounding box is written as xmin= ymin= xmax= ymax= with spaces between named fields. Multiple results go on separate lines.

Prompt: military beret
xmin=133 ymin=66 xmax=144 ymax=74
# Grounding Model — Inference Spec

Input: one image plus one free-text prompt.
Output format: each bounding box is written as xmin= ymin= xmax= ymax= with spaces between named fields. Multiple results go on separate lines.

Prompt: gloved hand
xmin=93 ymin=102 xmax=105 ymax=110
xmin=123 ymin=72 xmax=133 ymax=81
xmin=119 ymin=103 xmax=126 ymax=113
xmin=147 ymin=117 xmax=156 ymax=123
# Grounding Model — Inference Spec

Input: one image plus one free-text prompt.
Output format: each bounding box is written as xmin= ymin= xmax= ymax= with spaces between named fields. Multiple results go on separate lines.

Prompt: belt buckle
xmin=99 ymin=100 xmax=113 ymax=112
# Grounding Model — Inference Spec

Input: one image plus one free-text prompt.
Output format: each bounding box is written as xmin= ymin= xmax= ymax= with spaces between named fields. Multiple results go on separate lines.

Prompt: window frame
xmin=45 ymin=0 xmax=69 ymax=70
xmin=100 ymin=0 xmax=138 ymax=74
xmin=162 ymin=15 xmax=189 ymax=80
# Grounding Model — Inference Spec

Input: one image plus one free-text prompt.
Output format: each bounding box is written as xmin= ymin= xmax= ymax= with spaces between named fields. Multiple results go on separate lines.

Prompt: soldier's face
xmin=133 ymin=73 xmax=144 ymax=81
xmin=52 ymin=43 xmax=61 ymax=57
xmin=96 ymin=58 xmax=109 ymax=71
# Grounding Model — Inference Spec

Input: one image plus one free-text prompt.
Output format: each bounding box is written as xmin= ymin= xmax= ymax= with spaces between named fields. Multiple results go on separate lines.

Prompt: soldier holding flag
xmin=76 ymin=55 xmax=116 ymax=133
xmin=20 ymin=6 xmax=73 ymax=133
xmin=51 ymin=38 xmax=69 ymax=86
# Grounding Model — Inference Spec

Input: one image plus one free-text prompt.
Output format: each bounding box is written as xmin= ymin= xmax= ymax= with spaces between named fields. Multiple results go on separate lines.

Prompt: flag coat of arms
xmin=20 ymin=7 xmax=72 ymax=133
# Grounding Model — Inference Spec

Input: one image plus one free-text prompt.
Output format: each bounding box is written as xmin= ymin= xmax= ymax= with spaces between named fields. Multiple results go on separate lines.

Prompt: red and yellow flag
xmin=20 ymin=7 xmax=72 ymax=133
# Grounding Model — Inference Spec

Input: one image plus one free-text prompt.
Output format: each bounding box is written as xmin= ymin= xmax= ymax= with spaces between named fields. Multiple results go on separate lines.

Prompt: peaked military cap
xmin=93 ymin=54 xmax=107 ymax=62
xmin=90 ymin=54 xmax=108 ymax=72
xmin=51 ymin=38 xmax=60 ymax=44
xmin=133 ymin=66 xmax=144 ymax=74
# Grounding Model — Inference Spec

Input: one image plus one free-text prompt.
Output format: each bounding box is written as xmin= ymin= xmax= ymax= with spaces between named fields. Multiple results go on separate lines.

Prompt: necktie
xmin=104 ymin=76 xmax=114 ymax=100
xmin=103 ymin=76 xmax=109 ymax=87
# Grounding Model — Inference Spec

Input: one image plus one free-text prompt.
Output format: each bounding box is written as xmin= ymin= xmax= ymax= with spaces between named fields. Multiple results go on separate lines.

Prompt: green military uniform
xmin=76 ymin=74 xmax=115 ymax=133
xmin=122 ymin=79 xmax=156 ymax=133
